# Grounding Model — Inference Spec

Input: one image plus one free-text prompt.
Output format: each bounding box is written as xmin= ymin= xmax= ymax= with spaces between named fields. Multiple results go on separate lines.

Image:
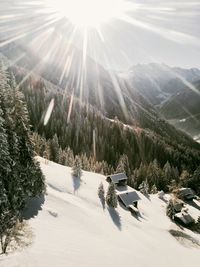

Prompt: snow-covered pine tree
xmin=0 ymin=179 xmax=16 ymax=253
xmin=31 ymin=132 xmax=45 ymax=156
xmin=168 ymin=179 xmax=178 ymax=193
xmin=151 ymin=184 xmax=158 ymax=194
xmin=0 ymin=65 xmax=22 ymax=213
xmin=80 ymin=153 xmax=90 ymax=171
xmin=58 ymin=148 xmax=67 ymax=165
xmin=72 ymin=156 xmax=82 ymax=178
xmin=139 ymin=180 xmax=149 ymax=195
xmin=166 ymin=199 xmax=175 ymax=219
xmin=65 ymin=147 xmax=74 ymax=167
xmin=0 ymin=71 xmax=18 ymax=253
xmin=0 ymin=65 xmax=45 ymax=210
xmin=116 ymin=154 xmax=131 ymax=178
xmin=0 ymin=107 xmax=11 ymax=182
xmin=11 ymin=84 xmax=45 ymax=201
xmin=106 ymin=182 xmax=118 ymax=208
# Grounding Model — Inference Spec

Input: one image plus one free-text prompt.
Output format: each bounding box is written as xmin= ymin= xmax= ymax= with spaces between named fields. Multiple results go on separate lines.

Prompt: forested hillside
xmin=1 ymin=60 xmax=198 ymax=194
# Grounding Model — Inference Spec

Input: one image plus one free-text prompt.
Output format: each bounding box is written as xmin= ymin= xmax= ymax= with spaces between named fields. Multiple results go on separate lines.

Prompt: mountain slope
xmin=121 ymin=63 xmax=200 ymax=141
xmin=160 ymin=80 xmax=200 ymax=139
xmin=1 ymin=157 xmax=200 ymax=267
xmin=0 ymin=54 xmax=198 ymax=173
xmin=122 ymin=63 xmax=200 ymax=106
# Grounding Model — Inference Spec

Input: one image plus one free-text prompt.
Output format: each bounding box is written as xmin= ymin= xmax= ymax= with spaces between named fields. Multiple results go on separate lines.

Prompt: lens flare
xmin=45 ymin=0 xmax=129 ymax=28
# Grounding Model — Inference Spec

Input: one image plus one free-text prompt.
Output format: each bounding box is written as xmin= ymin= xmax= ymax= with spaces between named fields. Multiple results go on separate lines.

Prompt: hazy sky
xmin=1 ymin=0 xmax=200 ymax=71
xmin=89 ymin=0 xmax=200 ymax=70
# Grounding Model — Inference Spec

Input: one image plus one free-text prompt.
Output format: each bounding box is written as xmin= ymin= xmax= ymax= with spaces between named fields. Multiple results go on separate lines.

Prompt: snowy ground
xmin=1 ymin=157 xmax=200 ymax=267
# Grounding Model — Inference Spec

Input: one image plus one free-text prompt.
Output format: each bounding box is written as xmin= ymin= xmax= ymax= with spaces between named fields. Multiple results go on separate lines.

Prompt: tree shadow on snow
xmin=118 ymin=202 xmax=144 ymax=222
xmin=22 ymin=195 xmax=45 ymax=220
xmin=100 ymin=197 xmax=106 ymax=210
xmin=131 ymin=210 xmax=146 ymax=222
xmin=186 ymin=200 xmax=200 ymax=211
xmin=71 ymin=175 xmax=81 ymax=194
xmin=159 ymin=197 xmax=168 ymax=204
xmin=143 ymin=193 xmax=151 ymax=201
xmin=107 ymin=207 xmax=122 ymax=231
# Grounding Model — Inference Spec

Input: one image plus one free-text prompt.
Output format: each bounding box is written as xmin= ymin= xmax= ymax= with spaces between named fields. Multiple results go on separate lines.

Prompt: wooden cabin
xmin=174 ymin=211 xmax=195 ymax=226
xmin=106 ymin=173 xmax=127 ymax=186
xmin=171 ymin=198 xmax=185 ymax=213
xmin=177 ymin=188 xmax=196 ymax=201
xmin=118 ymin=191 xmax=141 ymax=212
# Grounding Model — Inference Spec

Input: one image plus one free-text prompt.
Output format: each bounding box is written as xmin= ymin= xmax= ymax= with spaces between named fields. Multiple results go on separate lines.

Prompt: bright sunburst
xmin=46 ymin=0 xmax=128 ymax=28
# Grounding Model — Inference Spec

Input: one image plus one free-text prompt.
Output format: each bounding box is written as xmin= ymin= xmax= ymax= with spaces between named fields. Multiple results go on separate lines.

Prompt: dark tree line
xmin=0 ymin=64 xmax=45 ymax=253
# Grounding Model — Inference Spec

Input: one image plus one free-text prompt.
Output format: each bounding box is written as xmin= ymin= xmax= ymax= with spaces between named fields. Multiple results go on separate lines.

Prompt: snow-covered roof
xmin=174 ymin=202 xmax=184 ymax=213
xmin=178 ymin=188 xmax=196 ymax=200
xmin=118 ymin=191 xmax=141 ymax=207
xmin=179 ymin=188 xmax=195 ymax=196
xmin=108 ymin=173 xmax=127 ymax=183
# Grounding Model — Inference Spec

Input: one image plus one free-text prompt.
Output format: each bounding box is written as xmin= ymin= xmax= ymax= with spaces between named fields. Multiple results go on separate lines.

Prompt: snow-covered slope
xmin=1 ymin=157 xmax=200 ymax=267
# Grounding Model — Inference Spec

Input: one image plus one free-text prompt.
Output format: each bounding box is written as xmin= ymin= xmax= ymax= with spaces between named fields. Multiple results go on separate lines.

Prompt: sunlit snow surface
xmin=1 ymin=157 xmax=200 ymax=267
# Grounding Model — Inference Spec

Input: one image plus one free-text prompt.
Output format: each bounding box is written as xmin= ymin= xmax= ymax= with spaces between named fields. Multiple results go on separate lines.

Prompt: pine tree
xmin=72 ymin=156 xmax=82 ymax=178
xmin=166 ymin=199 xmax=175 ymax=219
xmin=50 ymin=134 xmax=60 ymax=162
xmin=0 ymin=107 xmax=11 ymax=182
xmin=172 ymin=167 xmax=179 ymax=182
xmin=163 ymin=161 xmax=174 ymax=191
xmin=189 ymin=166 xmax=200 ymax=195
xmin=139 ymin=180 xmax=149 ymax=195
xmin=134 ymin=163 xmax=148 ymax=189
xmin=43 ymin=140 xmax=51 ymax=163
xmin=31 ymin=132 xmax=45 ymax=156
xmin=179 ymin=170 xmax=190 ymax=187
xmin=116 ymin=154 xmax=130 ymax=178
xmin=58 ymin=148 xmax=67 ymax=165
xmin=106 ymin=182 xmax=118 ymax=208
xmin=168 ymin=179 xmax=178 ymax=193
xmin=151 ymin=184 xmax=158 ymax=194
xmin=80 ymin=153 xmax=90 ymax=171
xmin=65 ymin=147 xmax=74 ymax=167
xmin=0 ymin=180 xmax=18 ymax=254
xmin=11 ymin=85 xmax=45 ymax=201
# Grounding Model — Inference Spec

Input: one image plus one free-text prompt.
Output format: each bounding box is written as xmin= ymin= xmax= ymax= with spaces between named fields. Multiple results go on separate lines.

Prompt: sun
xmin=46 ymin=0 xmax=127 ymax=28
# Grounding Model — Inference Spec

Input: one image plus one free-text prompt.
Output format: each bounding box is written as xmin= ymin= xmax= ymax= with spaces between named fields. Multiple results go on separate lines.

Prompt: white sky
xmin=0 ymin=0 xmax=200 ymax=71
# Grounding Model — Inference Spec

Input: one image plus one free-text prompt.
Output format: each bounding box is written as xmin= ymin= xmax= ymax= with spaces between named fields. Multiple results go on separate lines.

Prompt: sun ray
xmin=1 ymin=0 xmax=200 ymax=125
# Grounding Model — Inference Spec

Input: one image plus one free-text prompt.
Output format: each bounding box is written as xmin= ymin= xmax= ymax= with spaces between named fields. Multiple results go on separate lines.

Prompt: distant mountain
xmin=121 ymin=63 xmax=200 ymax=106
xmin=160 ymin=80 xmax=200 ymax=139
xmin=121 ymin=63 xmax=200 ymax=140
